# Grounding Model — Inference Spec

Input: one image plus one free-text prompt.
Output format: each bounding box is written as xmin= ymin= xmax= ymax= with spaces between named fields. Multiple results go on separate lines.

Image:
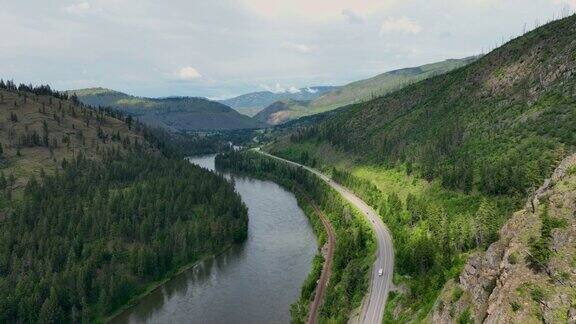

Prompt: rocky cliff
xmin=429 ymin=154 xmax=576 ymax=323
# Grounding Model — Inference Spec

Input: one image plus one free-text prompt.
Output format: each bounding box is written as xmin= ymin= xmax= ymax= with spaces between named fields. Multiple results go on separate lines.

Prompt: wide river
xmin=112 ymin=155 xmax=317 ymax=324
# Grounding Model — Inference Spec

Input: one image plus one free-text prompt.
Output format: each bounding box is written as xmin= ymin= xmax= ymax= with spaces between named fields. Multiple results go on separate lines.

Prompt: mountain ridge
xmin=218 ymin=86 xmax=339 ymax=116
xmin=69 ymin=88 xmax=264 ymax=131
xmin=256 ymin=56 xmax=477 ymax=125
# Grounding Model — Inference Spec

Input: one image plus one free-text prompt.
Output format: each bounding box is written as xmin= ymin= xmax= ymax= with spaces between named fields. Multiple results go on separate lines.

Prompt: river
xmin=111 ymin=154 xmax=317 ymax=324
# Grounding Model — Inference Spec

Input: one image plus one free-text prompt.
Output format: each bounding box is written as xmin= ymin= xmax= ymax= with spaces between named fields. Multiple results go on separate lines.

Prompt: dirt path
xmin=304 ymin=196 xmax=335 ymax=324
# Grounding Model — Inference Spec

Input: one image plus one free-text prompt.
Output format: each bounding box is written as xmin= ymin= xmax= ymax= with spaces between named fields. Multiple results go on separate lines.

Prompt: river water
xmin=111 ymin=155 xmax=317 ymax=324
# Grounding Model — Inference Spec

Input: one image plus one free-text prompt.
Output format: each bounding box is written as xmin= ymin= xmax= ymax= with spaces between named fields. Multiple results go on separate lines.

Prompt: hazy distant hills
xmin=218 ymin=86 xmax=339 ymax=117
xmin=69 ymin=88 xmax=264 ymax=132
xmin=256 ymin=57 xmax=477 ymax=125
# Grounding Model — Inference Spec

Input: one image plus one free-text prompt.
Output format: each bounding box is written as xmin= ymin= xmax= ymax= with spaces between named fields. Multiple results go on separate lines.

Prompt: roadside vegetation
xmin=267 ymin=141 xmax=516 ymax=320
xmin=215 ymin=150 xmax=375 ymax=323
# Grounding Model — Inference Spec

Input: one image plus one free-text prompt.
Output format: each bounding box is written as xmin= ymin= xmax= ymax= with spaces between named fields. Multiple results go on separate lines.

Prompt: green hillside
xmin=267 ymin=14 xmax=576 ymax=321
xmin=257 ymin=57 xmax=476 ymax=125
xmin=0 ymin=81 xmax=248 ymax=322
xmin=69 ymin=88 xmax=264 ymax=131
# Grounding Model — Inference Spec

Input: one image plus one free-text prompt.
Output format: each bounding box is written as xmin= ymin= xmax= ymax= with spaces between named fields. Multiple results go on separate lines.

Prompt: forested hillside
xmin=267 ymin=14 xmax=576 ymax=321
xmin=280 ymin=15 xmax=576 ymax=197
xmin=0 ymin=81 xmax=248 ymax=322
xmin=69 ymin=88 xmax=263 ymax=131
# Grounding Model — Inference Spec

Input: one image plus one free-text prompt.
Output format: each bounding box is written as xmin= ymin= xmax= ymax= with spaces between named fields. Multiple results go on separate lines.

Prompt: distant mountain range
xmin=69 ymin=57 xmax=476 ymax=131
xmin=218 ymin=86 xmax=338 ymax=117
xmin=68 ymin=88 xmax=264 ymax=132
xmin=255 ymin=57 xmax=477 ymax=125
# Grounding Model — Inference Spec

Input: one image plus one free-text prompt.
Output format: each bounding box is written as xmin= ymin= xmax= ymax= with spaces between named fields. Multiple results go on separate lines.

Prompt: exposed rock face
xmin=429 ymin=154 xmax=576 ymax=323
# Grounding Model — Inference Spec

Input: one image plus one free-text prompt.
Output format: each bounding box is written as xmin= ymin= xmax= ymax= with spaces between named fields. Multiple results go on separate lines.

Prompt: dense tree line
xmin=0 ymin=79 xmax=69 ymax=100
xmin=216 ymin=151 xmax=373 ymax=322
xmin=0 ymin=150 xmax=248 ymax=323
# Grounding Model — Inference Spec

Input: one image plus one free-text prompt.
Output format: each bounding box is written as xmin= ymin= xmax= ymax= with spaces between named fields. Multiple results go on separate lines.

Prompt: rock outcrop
xmin=429 ymin=154 xmax=576 ymax=323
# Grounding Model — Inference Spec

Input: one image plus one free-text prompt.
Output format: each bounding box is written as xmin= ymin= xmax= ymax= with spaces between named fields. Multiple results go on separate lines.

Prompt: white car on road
xmin=378 ymin=268 xmax=383 ymax=276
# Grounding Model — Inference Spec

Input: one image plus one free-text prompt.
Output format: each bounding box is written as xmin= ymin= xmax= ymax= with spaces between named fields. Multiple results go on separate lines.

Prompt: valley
xmin=2 ymin=3 xmax=576 ymax=324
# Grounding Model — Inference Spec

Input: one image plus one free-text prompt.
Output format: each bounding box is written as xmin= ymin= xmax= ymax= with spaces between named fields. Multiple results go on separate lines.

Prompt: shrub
xmin=510 ymin=301 xmax=521 ymax=312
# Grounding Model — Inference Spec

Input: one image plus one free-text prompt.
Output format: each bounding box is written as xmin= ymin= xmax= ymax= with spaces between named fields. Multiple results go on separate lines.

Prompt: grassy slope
xmin=0 ymin=88 xmax=146 ymax=192
xmin=311 ymin=57 xmax=476 ymax=112
xmin=257 ymin=57 xmax=475 ymax=125
xmin=69 ymin=88 xmax=263 ymax=131
xmin=267 ymin=14 xmax=576 ymax=321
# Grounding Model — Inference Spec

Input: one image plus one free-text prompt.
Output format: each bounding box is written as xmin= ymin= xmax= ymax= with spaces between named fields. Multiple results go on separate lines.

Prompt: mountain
xmin=0 ymin=84 xmax=146 ymax=188
xmin=218 ymin=86 xmax=338 ymax=116
xmin=69 ymin=88 xmax=264 ymax=131
xmin=253 ymin=99 xmax=310 ymax=125
xmin=0 ymin=81 xmax=248 ymax=322
xmin=267 ymin=14 xmax=576 ymax=321
xmin=256 ymin=57 xmax=476 ymax=125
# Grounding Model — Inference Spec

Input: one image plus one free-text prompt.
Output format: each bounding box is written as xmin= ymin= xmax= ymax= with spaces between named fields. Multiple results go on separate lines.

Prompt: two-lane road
xmin=255 ymin=149 xmax=394 ymax=324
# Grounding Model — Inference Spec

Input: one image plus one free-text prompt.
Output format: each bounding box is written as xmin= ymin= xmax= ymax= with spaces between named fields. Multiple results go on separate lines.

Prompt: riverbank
xmin=113 ymin=154 xmax=317 ymax=323
xmin=215 ymin=151 xmax=374 ymax=322
xmin=103 ymin=244 xmax=234 ymax=323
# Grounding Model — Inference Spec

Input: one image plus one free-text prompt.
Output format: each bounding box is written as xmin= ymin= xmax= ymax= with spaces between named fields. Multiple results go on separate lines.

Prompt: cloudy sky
xmin=0 ymin=0 xmax=574 ymax=98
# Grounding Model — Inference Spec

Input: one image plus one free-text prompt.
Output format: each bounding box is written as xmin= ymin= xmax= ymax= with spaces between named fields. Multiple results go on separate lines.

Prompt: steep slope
xmin=0 ymin=81 xmax=248 ymax=322
xmin=218 ymin=86 xmax=338 ymax=116
xmin=310 ymin=56 xmax=477 ymax=112
xmin=279 ymin=14 xmax=576 ymax=197
xmin=257 ymin=57 xmax=476 ymax=125
xmin=430 ymin=154 xmax=576 ymax=323
xmin=267 ymin=14 xmax=576 ymax=322
xmin=70 ymin=88 xmax=263 ymax=131
xmin=0 ymin=84 xmax=146 ymax=189
xmin=253 ymin=99 xmax=309 ymax=125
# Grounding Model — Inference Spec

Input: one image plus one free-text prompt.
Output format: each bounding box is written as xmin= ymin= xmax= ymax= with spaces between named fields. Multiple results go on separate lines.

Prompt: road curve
xmin=255 ymin=149 xmax=394 ymax=324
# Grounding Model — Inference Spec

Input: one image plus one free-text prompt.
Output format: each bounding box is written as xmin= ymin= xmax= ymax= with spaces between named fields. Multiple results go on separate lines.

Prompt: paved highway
xmin=255 ymin=149 xmax=394 ymax=324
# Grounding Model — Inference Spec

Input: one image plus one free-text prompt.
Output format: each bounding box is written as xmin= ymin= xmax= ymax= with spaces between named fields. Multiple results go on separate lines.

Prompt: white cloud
xmin=281 ymin=41 xmax=317 ymax=54
xmin=552 ymin=0 xmax=576 ymax=8
xmin=260 ymin=83 xmax=285 ymax=93
xmin=259 ymin=83 xmax=301 ymax=94
xmin=305 ymin=87 xmax=318 ymax=93
xmin=63 ymin=2 xmax=91 ymax=16
xmin=241 ymin=0 xmax=398 ymax=21
xmin=177 ymin=66 xmax=202 ymax=80
xmin=380 ymin=16 xmax=422 ymax=35
xmin=342 ymin=9 xmax=364 ymax=24
xmin=287 ymin=86 xmax=301 ymax=93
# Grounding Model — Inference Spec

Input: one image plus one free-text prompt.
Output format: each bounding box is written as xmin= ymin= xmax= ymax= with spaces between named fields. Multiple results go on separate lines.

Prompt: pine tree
xmin=38 ymin=289 xmax=63 ymax=324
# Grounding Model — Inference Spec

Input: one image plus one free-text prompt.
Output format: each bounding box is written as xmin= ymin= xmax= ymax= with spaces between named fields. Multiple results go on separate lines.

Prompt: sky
xmin=0 ymin=0 xmax=574 ymax=99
